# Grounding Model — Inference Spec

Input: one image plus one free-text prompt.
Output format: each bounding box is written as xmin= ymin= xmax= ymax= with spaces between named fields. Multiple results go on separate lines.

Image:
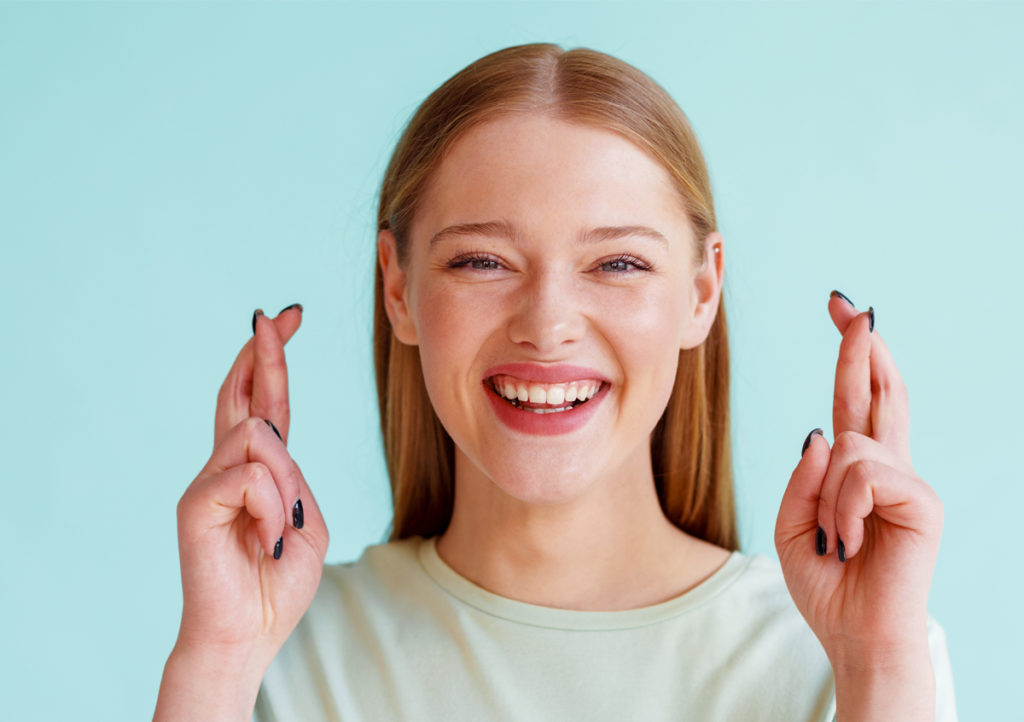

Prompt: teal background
xmin=1 ymin=1 xmax=1019 ymax=719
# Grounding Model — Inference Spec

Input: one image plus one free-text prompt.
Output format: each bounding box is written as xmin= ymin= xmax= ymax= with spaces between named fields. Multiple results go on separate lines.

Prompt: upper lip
xmin=481 ymin=363 xmax=611 ymax=385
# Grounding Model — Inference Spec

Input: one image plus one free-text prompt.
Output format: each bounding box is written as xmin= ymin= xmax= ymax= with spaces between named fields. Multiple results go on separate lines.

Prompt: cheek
xmin=591 ymin=282 xmax=687 ymax=356
xmin=415 ymin=282 xmax=496 ymax=352
xmin=412 ymin=282 xmax=496 ymax=413
xmin=593 ymin=284 xmax=686 ymax=414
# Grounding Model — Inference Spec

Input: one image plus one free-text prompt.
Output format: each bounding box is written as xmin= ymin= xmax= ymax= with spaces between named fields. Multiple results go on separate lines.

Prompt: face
xmin=380 ymin=113 xmax=723 ymax=505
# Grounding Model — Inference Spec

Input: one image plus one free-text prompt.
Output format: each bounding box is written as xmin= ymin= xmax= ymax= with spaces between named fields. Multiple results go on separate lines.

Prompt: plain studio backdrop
xmin=1 ymin=1 xmax=1019 ymax=719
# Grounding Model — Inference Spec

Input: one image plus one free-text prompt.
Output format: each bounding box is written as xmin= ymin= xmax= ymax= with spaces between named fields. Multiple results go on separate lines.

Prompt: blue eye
xmin=448 ymin=254 xmax=503 ymax=271
xmin=598 ymin=255 xmax=652 ymax=273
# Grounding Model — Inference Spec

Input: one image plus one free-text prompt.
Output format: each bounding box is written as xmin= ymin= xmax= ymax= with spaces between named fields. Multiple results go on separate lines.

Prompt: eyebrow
xmin=428 ymin=219 xmax=670 ymax=249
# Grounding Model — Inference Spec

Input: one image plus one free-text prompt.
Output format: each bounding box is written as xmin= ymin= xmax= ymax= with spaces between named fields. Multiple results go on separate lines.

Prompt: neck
xmin=435 ymin=446 xmax=731 ymax=611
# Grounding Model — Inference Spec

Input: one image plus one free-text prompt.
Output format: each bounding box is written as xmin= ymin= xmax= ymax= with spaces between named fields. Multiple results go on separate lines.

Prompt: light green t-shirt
xmin=255 ymin=536 xmax=956 ymax=721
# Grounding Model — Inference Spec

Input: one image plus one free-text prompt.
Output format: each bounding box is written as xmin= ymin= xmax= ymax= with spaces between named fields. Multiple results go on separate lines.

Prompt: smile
xmin=486 ymin=374 xmax=605 ymax=414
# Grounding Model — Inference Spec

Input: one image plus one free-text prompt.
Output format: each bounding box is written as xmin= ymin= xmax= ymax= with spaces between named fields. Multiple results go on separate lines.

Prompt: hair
xmin=374 ymin=43 xmax=737 ymax=550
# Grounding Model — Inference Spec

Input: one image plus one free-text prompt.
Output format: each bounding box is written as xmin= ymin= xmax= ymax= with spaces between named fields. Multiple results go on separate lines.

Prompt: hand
xmin=774 ymin=293 xmax=944 ymax=718
xmin=157 ymin=306 xmax=329 ymax=719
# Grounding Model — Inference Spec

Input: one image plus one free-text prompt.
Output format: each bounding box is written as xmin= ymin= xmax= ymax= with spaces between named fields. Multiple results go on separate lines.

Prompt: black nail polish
xmin=273 ymin=536 xmax=283 ymax=560
xmin=801 ymin=428 xmax=823 ymax=456
xmin=264 ymin=419 xmax=282 ymax=442
xmin=279 ymin=303 xmax=303 ymax=315
xmin=838 ymin=538 xmax=847 ymax=563
xmin=816 ymin=526 xmax=827 ymax=557
xmin=868 ymin=306 xmax=875 ymax=333
xmin=830 ymin=289 xmax=854 ymax=307
xmin=252 ymin=308 xmax=264 ymax=334
xmin=293 ymin=499 xmax=304 ymax=529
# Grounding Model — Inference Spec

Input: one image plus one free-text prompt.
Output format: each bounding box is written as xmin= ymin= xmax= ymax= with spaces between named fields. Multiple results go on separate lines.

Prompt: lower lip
xmin=483 ymin=383 xmax=608 ymax=436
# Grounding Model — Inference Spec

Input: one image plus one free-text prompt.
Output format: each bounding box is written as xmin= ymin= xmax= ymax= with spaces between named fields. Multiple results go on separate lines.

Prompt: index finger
xmin=827 ymin=292 xmax=911 ymax=464
xmin=214 ymin=305 xmax=303 ymax=447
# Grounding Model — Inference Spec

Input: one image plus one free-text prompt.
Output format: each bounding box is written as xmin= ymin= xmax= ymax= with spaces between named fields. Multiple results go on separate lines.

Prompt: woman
xmin=155 ymin=44 xmax=954 ymax=720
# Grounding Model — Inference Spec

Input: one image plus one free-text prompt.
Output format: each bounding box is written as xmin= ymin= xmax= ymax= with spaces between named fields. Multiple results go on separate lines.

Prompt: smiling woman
xmin=155 ymin=43 xmax=956 ymax=721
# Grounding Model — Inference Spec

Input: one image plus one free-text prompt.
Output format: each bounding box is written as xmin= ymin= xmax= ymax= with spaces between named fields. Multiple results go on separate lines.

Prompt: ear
xmin=679 ymin=231 xmax=724 ymax=350
xmin=378 ymin=229 xmax=419 ymax=345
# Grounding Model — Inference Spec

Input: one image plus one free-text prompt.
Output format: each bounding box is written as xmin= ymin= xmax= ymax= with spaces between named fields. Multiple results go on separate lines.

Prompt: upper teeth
xmin=490 ymin=374 xmax=602 ymax=405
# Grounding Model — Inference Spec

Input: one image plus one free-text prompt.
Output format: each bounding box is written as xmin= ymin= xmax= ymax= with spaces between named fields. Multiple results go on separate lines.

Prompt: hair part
xmin=374 ymin=42 xmax=737 ymax=550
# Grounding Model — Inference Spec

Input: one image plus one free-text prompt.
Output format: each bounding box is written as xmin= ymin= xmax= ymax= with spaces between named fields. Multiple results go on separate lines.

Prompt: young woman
xmin=155 ymin=44 xmax=955 ymax=721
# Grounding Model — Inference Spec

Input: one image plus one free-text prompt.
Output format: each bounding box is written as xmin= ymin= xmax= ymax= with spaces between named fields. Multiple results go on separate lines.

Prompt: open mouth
xmin=486 ymin=373 xmax=606 ymax=415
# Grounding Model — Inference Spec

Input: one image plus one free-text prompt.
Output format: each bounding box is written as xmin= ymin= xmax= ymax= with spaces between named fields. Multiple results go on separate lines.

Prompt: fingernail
xmin=293 ymin=499 xmax=304 ymax=529
xmin=868 ymin=306 xmax=875 ymax=333
xmin=252 ymin=308 xmax=264 ymax=335
xmin=838 ymin=538 xmax=847 ymax=563
xmin=273 ymin=536 xmax=283 ymax=560
xmin=801 ymin=428 xmax=823 ymax=456
xmin=816 ymin=526 xmax=827 ymax=556
xmin=264 ymin=419 xmax=282 ymax=442
xmin=830 ymin=289 xmax=854 ymax=307
xmin=279 ymin=303 xmax=303 ymax=315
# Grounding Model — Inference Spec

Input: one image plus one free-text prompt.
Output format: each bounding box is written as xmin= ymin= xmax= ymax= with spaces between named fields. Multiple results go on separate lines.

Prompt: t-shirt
xmin=254 ymin=536 xmax=956 ymax=721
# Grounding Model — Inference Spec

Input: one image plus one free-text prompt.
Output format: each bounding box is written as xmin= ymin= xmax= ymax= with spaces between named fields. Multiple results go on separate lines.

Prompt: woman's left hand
xmin=774 ymin=293 xmax=944 ymax=720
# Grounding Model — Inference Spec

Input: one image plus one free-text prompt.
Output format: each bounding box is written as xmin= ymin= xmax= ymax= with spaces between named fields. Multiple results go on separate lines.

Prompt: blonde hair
xmin=374 ymin=43 xmax=737 ymax=550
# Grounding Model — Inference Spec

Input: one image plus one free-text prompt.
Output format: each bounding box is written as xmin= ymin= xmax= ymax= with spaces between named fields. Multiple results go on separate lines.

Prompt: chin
xmin=469 ymin=447 xmax=609 ymax=507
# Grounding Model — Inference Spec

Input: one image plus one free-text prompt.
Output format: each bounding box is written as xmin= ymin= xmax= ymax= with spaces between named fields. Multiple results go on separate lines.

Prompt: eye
xmin=447 ymin=253 xmax=505 ymax=271
xmin=596 ymin=254 xmax=653 ymax=273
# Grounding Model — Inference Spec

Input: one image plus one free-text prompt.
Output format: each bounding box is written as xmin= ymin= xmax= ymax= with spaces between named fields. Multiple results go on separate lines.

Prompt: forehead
xmin=410 ymin=114 xmax=692 ymax=246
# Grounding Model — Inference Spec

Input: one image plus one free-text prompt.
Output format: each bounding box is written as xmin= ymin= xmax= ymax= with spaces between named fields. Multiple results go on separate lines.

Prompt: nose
xmin=506 ymin=269 xmax=586 ymax=354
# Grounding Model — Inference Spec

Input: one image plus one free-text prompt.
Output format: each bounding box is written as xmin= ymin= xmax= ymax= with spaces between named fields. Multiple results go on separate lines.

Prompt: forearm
xmin=154 ymin=642 xmax=267 ymax=722
xmin=831 ymin=642 xmax=935 ymax=722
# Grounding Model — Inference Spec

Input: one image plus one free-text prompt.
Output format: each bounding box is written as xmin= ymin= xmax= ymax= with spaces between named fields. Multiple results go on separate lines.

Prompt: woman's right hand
xmin=156 ymin=306 xmax=329 ymax=719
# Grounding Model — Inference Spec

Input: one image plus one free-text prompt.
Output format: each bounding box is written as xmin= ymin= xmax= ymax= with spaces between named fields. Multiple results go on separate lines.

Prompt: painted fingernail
xmin=273 ymin=536 xmax=283 ymax=560
xmin=264 ymin=419 xmax=282 ymax=442
xmin=293 ymin=499 xmax=304 ymax=529
xmin=252 ymin=308 xmax=264 ymax=334
xmin=801 ymin=428 xmax=823 ymax=456
xmin=868 ymin=306 xmax=875 ymax=333
xmin=838 ymin=538 xmax=847 ymax=563
xmin=830 ymin=289 xmax=854 ymax=307
xmin=816 ymin=526 xmax=827 ymax=556
xmin=279 ymin=303 xmax=303 ymax=315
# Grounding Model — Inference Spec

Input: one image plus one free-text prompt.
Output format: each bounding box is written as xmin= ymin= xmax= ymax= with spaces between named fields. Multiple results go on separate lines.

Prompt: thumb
xmin=775 ymin=429 xmax=831 ymax=550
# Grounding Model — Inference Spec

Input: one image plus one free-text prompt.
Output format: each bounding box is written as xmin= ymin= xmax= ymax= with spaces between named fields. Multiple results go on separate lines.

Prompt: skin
xmin=156 ymin=114 xmax=943 ymax=721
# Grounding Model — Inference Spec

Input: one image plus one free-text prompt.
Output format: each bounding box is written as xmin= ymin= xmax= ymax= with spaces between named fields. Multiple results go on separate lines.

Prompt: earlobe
xmin=680 ymin=231 xmax=725 ymax=350
xmin=378 ymin=229 xmax=419 ymax=345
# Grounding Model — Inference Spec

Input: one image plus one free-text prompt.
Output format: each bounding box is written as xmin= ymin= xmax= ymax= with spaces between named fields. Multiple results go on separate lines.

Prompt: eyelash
xmin=446 ymin=252 xmax=654 ymax=274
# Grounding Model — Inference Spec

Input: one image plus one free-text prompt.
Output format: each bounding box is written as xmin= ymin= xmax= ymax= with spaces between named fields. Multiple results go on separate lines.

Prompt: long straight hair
xmin=374 ymin=43 xmax=737 ymax=550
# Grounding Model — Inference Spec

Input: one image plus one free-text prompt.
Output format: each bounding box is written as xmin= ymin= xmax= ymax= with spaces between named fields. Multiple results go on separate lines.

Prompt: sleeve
xmin=928 ymin=615 xmax=958 ymax=722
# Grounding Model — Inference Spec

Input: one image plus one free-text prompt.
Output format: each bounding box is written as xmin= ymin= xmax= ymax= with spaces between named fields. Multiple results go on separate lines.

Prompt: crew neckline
xmin=416 ymin=535 xmax=752 ymax=631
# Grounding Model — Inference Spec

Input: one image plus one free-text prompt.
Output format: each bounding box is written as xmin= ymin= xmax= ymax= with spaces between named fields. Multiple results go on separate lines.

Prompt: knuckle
xmin=846 ymin=459 xmax=875 ymax=488
xmin=241 ymin=461 xmax=272 ymax=489
xmin=832 ymin=430 xmax=861 ymax=456
xmin=242 ymin=415 xmax=266 ymax=438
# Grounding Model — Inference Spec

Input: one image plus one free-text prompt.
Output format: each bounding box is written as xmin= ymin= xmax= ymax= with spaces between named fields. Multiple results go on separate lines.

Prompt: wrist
xmin=154 ymin=640 xmax=270 ymax=721
xmin=829 ymin=642 xmax=935 ymax=722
